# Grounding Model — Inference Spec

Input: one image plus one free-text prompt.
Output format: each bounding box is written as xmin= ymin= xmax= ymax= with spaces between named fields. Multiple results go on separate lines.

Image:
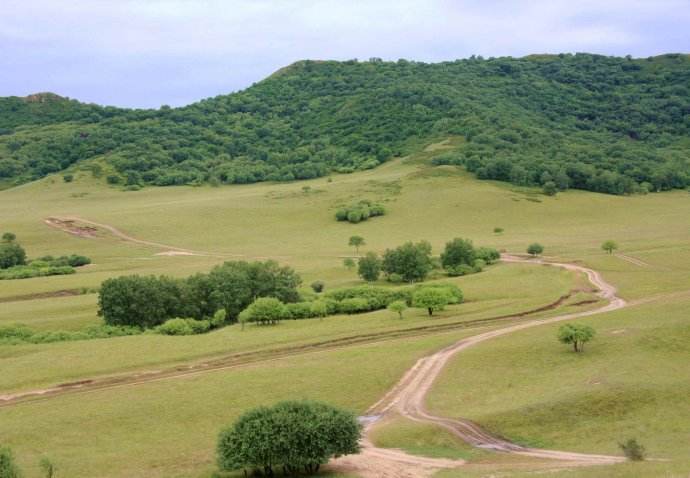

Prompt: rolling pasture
xmin=1 ymin=144 xmax=689 ymax=477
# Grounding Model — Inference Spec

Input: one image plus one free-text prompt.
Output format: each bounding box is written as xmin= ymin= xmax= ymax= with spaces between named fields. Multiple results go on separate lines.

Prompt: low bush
xmin=0 ymin=264 xmax=75 ymax=280
xmin=0 ymin=324 xmax=142 ymax=345
xmin=217 ymin=401 xmax=360 ymax=476
xmin=157 ymin=318 xmax=211 ymax=336
xmin=335 ymin=199 xmax=386 ymax=223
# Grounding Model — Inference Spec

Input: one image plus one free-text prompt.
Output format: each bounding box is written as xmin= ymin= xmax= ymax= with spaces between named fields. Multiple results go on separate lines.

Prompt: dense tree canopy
xmin=1 ymin=54 xmax=688 ymax=194
xmin=98 ymin=260 xmax=301 ymax=328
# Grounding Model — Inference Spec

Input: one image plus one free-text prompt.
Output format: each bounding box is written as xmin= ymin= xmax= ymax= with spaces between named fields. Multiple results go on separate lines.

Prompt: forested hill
xmin=1 ymin=53 xmax=689 ymax=194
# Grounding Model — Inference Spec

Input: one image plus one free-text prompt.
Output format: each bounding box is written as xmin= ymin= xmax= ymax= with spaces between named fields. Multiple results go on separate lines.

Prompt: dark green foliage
xmin=0 ymin=446 xmax=22 ymax=478
xmin=602 ymin=240 xmax=619 ymax=254
xmin=0 ymin=242 xmax=26 ymax=269
xmin=441 ymin=238 xmax=476 ymax=270
xmin=216 ymin=400 xmax=360 ymax=476
xmin=311 ymin=280 xmax=325 ymax=293
xmin=527 ymin=243 xmax=544 ymax=256
xmin=382 ymin=241 xmax=433 ymax=282
xmin=357 ymin=252 xmax=381 ymax=282
xmin=98 ymin=275 xmax=183 ymax=328
xmin=2 ymin=232 xmax=16 ymax=242
xmin=335 ymin=200 xmax=386 ymax=223
xmin=619 ymin=438 xmax=645 ymax=461
xmin=348 ymin=235 xmax=365 ymax=253
xmin=3 ymin=55 xmax=688 ymax=193
xmin=326 ymin=285 xmax=412 ymax=311
xmin=98 ymin=260 xmax=301 ymax=328
xmin=0 ymin=253 xmax=90 ymax=280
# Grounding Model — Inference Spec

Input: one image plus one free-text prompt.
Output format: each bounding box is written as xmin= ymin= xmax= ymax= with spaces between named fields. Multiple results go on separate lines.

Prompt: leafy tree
xmin=358 ymin=252 xmax=381 ymax=282
xmin=238 ymin=297 xmax=287 ymax=325
xmin=557 ymin=323 xmax=596 ymax=352
xmin=441 ymin=238 xmax=476 ymax=270
xmin=348 ymin=235 xmax=365 ymax=254
xmin=1 ymin=232 xmax=16 ymax=242
xmin=382 ymin=241 xmax=433 ymax=283
xmin=0 ymin=447 xmax=22 ymax=478
xmin=602 ymin=240 xmax=618 ymax=254
xmin=0 ymin=242 xmax=27 ymax=269
xmin=311 ymin=280 xmax=325 ymax=293
xmin=98 ymin=275 xmax=183 ymax=328
xmin=619 ymin=438 xmax=645 ymax=461
xmin=343 ymin=257 xmax=356 ymax=270
xmin=527 ymin=243 xmax=544 ymax=257
xmin=413 ymin=287 xmax=451 ymax=316
xmin=217 ymin=401 xmax=360 ymax=476
xmin=387 ymin=300 xmax=407 ymax=319
xmin=475 ymin=246 xmax=501 ymax=264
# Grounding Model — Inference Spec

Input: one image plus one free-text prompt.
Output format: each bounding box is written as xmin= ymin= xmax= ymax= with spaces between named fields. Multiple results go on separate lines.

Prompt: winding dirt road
xmin=331 ymin=254 xmax=628 ymax=476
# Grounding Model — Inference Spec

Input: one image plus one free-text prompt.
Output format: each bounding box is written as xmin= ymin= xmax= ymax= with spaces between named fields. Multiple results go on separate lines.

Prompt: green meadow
xmin=1 ymin=144 xmax=690 ymax=476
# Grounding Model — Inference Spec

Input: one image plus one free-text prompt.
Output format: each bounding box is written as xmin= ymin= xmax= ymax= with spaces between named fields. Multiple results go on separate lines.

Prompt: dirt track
xmin=331 ymin=254 xmax=628 ymax=476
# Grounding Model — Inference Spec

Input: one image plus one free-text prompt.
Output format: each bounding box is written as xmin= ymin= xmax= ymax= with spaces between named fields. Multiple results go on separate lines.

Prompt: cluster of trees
xmin=217 ymin=401 xmax=360 ymax=476
xmin=1 ymin=54 xmax=688 ymax=194
xmin=0 ymin=232 xmax=91 ymax=280
xmin=356 ymin=238 xmax=500 ymax=282
xmin=97 ymin=260 xmax=301 ymax=328
xmin=335 ymin=200 xmax=386 ymax=223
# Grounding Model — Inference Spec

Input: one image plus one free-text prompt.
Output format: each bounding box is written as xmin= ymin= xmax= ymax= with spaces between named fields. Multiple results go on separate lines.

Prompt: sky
xmin=2 ymin=0 xmax=689 ymax=108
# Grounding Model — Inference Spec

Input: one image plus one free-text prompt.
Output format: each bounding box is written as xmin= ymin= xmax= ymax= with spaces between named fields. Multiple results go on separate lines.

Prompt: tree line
xmin=1 ymin=54 xmax=688 ymax=194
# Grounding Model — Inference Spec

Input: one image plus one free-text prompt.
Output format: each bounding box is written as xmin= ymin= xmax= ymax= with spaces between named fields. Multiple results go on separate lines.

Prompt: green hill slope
xmin=1 ymin=53 xmax=689 ymax=192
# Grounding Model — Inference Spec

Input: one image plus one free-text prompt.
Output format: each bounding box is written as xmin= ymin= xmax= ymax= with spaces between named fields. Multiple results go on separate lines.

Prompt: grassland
xmin=1 ymin=141 xmax=689 ymax=477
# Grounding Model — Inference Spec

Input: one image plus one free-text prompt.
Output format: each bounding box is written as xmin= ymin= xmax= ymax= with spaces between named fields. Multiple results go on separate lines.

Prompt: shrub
xmin=338 ymin=297 xmax=371 ymax=314
xmin=619 ymin=438 xmax=645 ymax=461
xmin=336 ymin=200 xmax=386 ymax=223
xmin=473 ymin=258 xmax=486 ymax=272
xmin=527 ymin=243 xmax=544 ymax=256
xmin=0 ymin=242 xmax=27 ymax=269
xmin=63 ymin=173 xmax=74 ymax=182
xmin=217 ymin=401 xmax=360 ymax=476
xmin=311 ymin=280 xmax=325 ymax=293
xmin=388 ymin=273 xmax=403 ymax=284
xmin=476 ymin=246 xmax=500 ymax=264
xmin=157 ymin=318 xmax=211 ymax=335
xmin=326 ymin=285 xmax=412 ymax=310
xmin=446 ymin=264 xmax=475 ymax=277
xmin=66 ymin=254 xmax=91 ymax=267
xmin=0 ymin=446 xmax=22 ymax=478
xmin=310 ymin=300 xmax=329 ymax=319
xmin=285 ymin=302 xmax=314 ymax=319
xmin=493 ymin=227 xmax=504 ymax=234
xmin=239 ymin=297 xmax=288 ymax=325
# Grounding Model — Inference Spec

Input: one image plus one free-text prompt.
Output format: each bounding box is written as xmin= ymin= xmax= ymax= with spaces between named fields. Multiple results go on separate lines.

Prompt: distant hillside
xmin=1 ymin=53 xmax=689 ymax=193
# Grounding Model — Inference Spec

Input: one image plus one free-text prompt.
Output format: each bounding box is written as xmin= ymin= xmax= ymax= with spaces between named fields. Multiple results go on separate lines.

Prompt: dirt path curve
xmin=615 ymin=253 xmax=651 ymax=268
xmin=45 ymin=215 xmax=240 ymax=257
xmin=331 ymin=254 xmax=628 ymax=476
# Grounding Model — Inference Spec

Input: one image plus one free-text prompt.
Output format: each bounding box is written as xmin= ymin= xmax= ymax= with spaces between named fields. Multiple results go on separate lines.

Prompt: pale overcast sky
xmin=2 ymin=0 xmax=689 ymax=108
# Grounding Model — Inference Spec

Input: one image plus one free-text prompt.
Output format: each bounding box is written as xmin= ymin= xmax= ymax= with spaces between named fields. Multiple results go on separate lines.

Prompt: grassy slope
xmin=1 ymin=142 xmax=690 ymax=476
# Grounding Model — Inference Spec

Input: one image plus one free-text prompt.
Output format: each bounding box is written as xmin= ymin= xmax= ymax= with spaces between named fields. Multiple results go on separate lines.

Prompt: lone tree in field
xmin=558 ymin=323 xmax=595 ymax=352
xmin=602 ymin=240 xmax=618 ymax=254
xmin=348 ymin=235 xmax=365 ymax=254
xmin=493 ymin=227 xmax=504 ymax=234
xmin=358 ymin=252 xmax=381 ymax=282
xmin=387 ymin=300 xmax=407 ymax=319
xmin=527 ymin=243 xmax=544 ymax=257
xmin=217 ymin=401 xmax=361 ymax=477
xmin=619 ymin=438 xmax=645 ymax=461
xmin=1 ymin=232 xmax=16 ymax=243
xmin=0 ymin=446 xmax=22 ymax=478
xmin=413 ymin=287 xmax=451 ymax=316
